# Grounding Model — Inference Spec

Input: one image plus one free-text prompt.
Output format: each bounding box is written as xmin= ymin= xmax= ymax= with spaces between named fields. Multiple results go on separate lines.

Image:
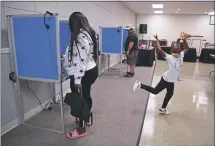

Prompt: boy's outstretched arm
xmin=153 ymin=34 xmax=166 ymax=57
xmin=182 ymin=39 xmax=190 ymax=54
xmin=180 ymin=32 xmax=190 ymax=54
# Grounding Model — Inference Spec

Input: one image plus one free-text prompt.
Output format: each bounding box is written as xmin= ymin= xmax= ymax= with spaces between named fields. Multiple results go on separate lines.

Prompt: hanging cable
xmin=26 ymin=80 xmax=45 ymax=110
xmin=43 ymin=11 xmax=53 ymax=30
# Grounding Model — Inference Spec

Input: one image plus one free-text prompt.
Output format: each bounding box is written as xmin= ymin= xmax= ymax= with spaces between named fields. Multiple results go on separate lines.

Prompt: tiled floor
xmin=139 ymin=61 xmax=214 ymax=146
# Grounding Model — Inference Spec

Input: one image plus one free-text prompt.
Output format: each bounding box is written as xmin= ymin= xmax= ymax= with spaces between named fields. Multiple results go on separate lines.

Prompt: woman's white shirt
xmin=63 ymin=30 xmax=96 ymax=84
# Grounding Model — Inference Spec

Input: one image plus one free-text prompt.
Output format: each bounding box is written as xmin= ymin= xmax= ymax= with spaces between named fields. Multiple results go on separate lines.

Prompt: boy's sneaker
xmin=159 ymin=108 xmax=170 ymax=115
xmin=133 ymin=80 xmax=141 ymax=93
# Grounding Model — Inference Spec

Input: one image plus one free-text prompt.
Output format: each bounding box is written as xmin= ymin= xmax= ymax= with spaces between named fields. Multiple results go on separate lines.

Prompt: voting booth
xmin=99 ymin=27 xmax=128 ymax=77
xmin=7 ymin=13 xmax=65 ymax=133
xmin=60 ymin=20 xmax=70 ymax=54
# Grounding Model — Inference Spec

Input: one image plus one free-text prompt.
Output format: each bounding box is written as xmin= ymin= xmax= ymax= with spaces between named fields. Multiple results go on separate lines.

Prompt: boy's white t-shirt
xmin=162 ymin=52 xmax=184 ymax=83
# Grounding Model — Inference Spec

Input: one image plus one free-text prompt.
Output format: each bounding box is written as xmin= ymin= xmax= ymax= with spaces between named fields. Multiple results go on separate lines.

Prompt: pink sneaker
xmin=67 ymin=129 xmax=87 ymax=139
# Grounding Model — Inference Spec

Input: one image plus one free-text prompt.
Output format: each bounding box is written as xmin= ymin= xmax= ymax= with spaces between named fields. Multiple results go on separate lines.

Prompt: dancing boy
xmin=132 ymin=33 xmax=190 ymax=114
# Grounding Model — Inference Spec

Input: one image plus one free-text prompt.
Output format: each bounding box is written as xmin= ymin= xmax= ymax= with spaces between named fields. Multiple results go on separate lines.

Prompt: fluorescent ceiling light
xmin=205 ymin=12 xmax=208 ymax=14
xmin=208 ymin=11 xmax=214 ymax=15
xmin=152 ymin=4 xmax=163 ymax=9
xmin=178 ymin=9 xmax=180 ymax=10
xmin=176 ymin=11 xmax=178 ymax=13
xmin=154 ymin=11 xmax=163 ymax=14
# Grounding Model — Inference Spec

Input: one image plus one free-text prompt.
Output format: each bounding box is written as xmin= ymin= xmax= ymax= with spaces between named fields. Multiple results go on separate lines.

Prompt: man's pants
xmin=127 ymin=50 xmax=138 ymax=65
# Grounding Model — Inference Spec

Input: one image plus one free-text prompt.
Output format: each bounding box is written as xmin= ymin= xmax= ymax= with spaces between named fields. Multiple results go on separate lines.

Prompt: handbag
xmin=64 ymin=89 xmax=90 ymax=122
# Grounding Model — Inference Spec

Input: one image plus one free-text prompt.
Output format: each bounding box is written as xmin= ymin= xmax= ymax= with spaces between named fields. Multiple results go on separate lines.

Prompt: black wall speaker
xmin=139 ymin=24 xmax=147 ymax=34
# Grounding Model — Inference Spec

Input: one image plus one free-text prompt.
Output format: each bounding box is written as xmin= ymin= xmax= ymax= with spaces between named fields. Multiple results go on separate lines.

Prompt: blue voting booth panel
xmin=12 ymin=16 xmax=59 ymax=81
xmin=123 ymin=29 xmax=128 ymax=43
xmin=123 ymin=29 xmax=128 ymax=51
xmin=60 ymin=20 xmax=70 ymax=54
xmin=101 ymin=27 xmax=123 ymax=54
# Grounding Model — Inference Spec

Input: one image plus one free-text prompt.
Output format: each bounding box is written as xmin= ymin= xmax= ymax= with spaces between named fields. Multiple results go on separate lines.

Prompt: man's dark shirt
xmin=125 ymin=31 xmax=138 ymax=52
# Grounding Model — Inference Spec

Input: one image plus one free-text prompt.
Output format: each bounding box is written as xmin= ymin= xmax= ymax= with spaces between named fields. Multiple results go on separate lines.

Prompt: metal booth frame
xmin=99 ymin=26 xmax=126 ymax=77
xmin=7 ymin=13 xmax=65 ymax=134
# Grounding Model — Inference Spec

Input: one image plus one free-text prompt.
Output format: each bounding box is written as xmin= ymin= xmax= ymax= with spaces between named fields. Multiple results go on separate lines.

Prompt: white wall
xmin=137 ymin=14 xmax=214 ymax=45
xmin=2 ymin=2 xmax=135 ymax=32
xmin=1 ymin=1 xmax=135 ymax=67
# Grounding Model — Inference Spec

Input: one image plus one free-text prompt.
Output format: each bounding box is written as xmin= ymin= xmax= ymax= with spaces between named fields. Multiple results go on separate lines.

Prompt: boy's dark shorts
xmin=127 ymin=50 xmax=138 ymax=65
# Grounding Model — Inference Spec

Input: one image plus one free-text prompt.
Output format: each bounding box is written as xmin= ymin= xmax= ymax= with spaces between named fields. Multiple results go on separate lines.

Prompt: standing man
xmin=124 ymin=25 xmax=138 ymax=77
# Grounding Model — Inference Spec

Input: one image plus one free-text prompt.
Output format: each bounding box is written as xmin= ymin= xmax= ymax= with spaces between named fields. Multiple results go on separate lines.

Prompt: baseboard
xmin=1 ymin=118 xmax=19 ymax=135
xmin=24 ymin=100 xmax=50 ymax=121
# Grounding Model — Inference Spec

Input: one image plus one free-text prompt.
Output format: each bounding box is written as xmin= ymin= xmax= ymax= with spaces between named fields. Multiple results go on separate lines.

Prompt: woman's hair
xmin=68 ymin=12 xmax=98 ymax=62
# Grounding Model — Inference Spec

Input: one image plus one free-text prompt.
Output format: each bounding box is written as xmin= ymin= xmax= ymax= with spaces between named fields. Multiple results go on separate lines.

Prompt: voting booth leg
xmin=99 ymin=56 xmax=102 ymax=76
xmin=120 ymin=55 xmax=123 ymax=77
xmin=99 ymin=55 xmax=102 ymax=76
xmin=98 ymin=54 xmax=104 ymax=76
xmin=60 ymin=77 xmax=65 ymax=133
xmin=52 ymin=83 xmax=57 ymax=103
xmin=13 ymin=82 xmax=25 ymax=124
xmin=98 ymin=56 xmax=101 ymax=76
xmin=44 ymin=90 xmax=54 ymax=110
xmin=99 ymin=54 xmax=106 ymax=76
xmin=14 ymin=81 xmax=25 ymax=124
xmin=108 ymin=54 xmax=110 ymax=71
